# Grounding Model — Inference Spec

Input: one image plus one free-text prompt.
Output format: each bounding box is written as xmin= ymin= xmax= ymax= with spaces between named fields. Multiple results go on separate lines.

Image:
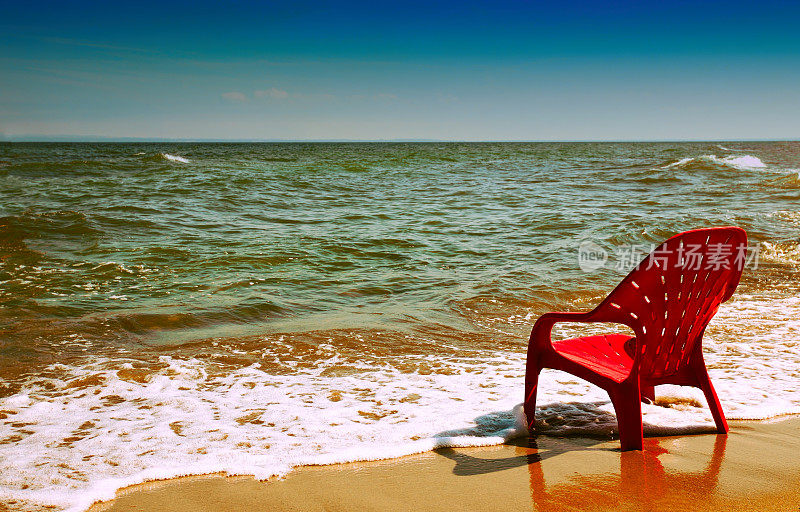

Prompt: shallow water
xmin=1 ymin=141 xmax=799 ymax=511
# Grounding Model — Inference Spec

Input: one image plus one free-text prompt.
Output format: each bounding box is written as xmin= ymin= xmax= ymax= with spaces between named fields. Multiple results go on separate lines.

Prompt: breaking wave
xmin=762 ymin=171 xmax=800 ymax=188
xmin=154 ymin=153 xmax=190 ymax=163
xmin=161 ymin=153 xmax=190 ymax=163
xmin=662 ymin=154 xmax=766 ymax=171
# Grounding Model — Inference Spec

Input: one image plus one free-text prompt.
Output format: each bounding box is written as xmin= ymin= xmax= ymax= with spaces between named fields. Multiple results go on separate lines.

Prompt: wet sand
xmin=89 ymin=417 xmax=800 ymax=512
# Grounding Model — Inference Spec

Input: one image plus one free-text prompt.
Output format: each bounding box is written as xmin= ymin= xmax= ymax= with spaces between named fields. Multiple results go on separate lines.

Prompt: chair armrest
xmin=528 ymin=310 xmax=613 ymax=349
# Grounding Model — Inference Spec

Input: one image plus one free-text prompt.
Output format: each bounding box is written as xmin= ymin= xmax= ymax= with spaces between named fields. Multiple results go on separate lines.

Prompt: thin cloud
xmin=254 ymin=88 xmax=289 ymax=99
xmin=221 ymin=91 xmax=247 ymax=102
xmin=348 ymin=93 xmax=399 ymax=101
xmin=223 ymin=89 xmax=395 ymax=103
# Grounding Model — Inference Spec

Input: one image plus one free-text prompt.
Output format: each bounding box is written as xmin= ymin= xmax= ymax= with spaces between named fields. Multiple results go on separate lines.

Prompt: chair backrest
xmin=595 ymin=227 xmax=748 ymax=379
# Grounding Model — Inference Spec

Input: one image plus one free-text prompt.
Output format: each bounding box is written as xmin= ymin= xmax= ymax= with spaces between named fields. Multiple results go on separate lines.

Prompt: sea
xmin=1 ymin=141 xmax=799 ymax=511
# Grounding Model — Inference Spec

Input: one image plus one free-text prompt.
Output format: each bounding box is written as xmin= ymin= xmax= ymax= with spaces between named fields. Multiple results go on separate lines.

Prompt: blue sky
xmin=2 ymin=1 xmax=800 ymax=140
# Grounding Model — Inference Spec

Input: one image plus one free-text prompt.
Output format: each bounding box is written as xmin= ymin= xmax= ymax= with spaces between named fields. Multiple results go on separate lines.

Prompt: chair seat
xmin=552 ymin=333 xmax=635 ymax=383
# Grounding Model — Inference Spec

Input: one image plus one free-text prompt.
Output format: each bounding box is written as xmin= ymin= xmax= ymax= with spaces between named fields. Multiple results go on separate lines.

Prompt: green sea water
xmin=1 ymin=142 xmax=798 ymax=369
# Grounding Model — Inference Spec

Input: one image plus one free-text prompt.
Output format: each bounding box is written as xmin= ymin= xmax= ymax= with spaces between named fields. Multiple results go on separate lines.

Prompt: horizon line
xmin=2 ymin=136 xmax=799 ymax=143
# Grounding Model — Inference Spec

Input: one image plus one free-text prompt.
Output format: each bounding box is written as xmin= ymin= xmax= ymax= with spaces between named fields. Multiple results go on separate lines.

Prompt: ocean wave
xmin=762 ymin=171 xmax=800 ymax=188
xmin=661 ymin=154 xmax=766 ymax=171
xmin=0 ymin=211 xmax=100 ymax=242
xmin=2 ymin=160 xmax=113 ymax=175
xmin=767 ymin=210 xmax=800 ymax=226
xmin=260 ymin=157 xmax=296 ymax=162
xmin=140 ymin=153 xmax=190 ymax=164
xmin=161 ymin=153 xmax=190 ymax=163
xmin=4 ymin=301 xmax=290 ymax=344
xmin=715 ymin=144 xmax=746 ymax=152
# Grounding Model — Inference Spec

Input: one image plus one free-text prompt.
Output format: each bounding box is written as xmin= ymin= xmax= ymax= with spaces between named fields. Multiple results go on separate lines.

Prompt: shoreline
xmin=88 ymin=416 xmax=800 ymax=512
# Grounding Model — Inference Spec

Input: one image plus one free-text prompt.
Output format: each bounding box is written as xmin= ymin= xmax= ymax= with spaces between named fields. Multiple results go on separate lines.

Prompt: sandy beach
xmin=88 ymin=417 xmax=800 ymax=512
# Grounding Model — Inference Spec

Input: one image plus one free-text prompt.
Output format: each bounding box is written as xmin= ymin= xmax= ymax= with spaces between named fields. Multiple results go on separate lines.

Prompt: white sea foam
xmin=722 ymin=155 xmax=767 ymax=169
xmin=161 ymin=153 xmax=190 ymax=163
xmin=0 ymin=293 xmax=798 ymax=511
xmin=662 ymin=154 xmax=766 ymax=170
xmin=767 ymin=210 xmax=800 ymax=226
xmin=662 ymin=157 xmax=694 ymax=169
xmin=761 ymin=241 xmax=800 ymax=265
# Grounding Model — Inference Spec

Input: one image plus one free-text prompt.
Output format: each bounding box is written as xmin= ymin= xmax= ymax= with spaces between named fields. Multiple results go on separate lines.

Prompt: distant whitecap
xmin=161 ymin=153 xmax=190 ymax=163
xmin=662 ymin=154 xmax=766 ymax=170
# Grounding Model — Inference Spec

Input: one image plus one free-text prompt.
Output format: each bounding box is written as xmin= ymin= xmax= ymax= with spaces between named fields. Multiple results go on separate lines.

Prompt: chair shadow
xmin=433 ymin=405 xmax=728 ymax=510
xmin=432 ymin=403 xmax=617 ymax=476
xmin=434 ymin=436 xmax=604 ymax=476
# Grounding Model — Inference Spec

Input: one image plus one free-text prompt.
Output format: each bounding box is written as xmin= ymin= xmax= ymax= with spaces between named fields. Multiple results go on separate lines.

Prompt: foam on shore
xmin=1 ymin=290 xmax=799 ymax=512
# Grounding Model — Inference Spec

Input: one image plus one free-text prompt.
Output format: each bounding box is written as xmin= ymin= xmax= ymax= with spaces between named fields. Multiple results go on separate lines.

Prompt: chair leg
xmin=610 ymin=384 xmax=644 ymax=451
xmin=696 ymin=370 xmax=729 ymax=434
xmin=524 ymin=365 xmax=542 ymax=432
xmin=640 ymin=384 xmax=655 ymax=404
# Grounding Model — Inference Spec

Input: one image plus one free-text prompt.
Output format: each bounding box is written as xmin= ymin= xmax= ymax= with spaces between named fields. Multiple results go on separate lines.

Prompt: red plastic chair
xmin=524 ymin=227 xmax=748 ymax=451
